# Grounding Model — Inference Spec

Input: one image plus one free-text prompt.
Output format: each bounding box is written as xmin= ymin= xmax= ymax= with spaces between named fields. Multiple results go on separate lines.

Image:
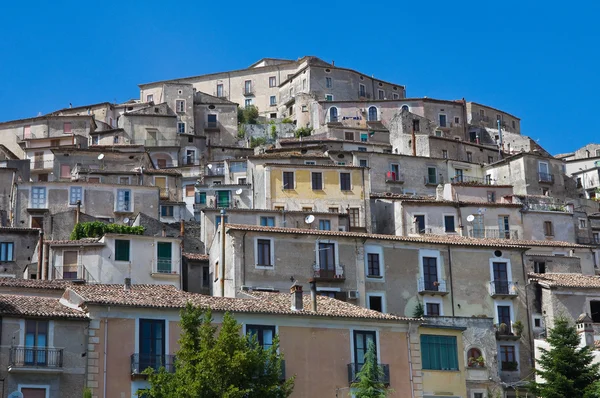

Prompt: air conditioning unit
xmin=347 ymin=290 xmax=359 ymax=300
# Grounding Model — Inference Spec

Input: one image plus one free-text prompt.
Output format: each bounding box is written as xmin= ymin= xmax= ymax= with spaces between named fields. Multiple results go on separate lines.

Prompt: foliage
xmin=237 ymin=125 xmax=246 ymax=139
xmin=142 ymin=303 xmax=294 ymax=398
xmin=70 ymin=221 xmax=145 ymax=240
xmin=83 ymin=388 xmax=92 ymax=398
xmin=412 ymin=302 xmax=424 ymax=318
xmin=468 ymin=356 xmax=485 ymax=367
xmin=237 ymin=107 xmax=245 ymax=124
xmin=242 ymin=105 xmax=259 ymax=124
xmin=513 ymin=320 xmax=524 ymax=337
xmin=250 ymin=136 xmax=267 ymax=148
xmin=294 ymin=127 xmax=313 ymax=138
xmin=270 ymin=124 xmax=277 ymax=140
xmin=528 ymin=317 xmax=600 ymax=398
xmin=350 ymin=340 xmax=392 ymax=397
xmin=281 ymin=117 xmax=293 ymax=124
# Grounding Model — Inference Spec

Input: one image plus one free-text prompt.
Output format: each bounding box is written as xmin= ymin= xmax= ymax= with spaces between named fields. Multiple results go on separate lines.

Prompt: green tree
xmin=143 ymin=303 xmax=294 ymax=398
xmin=528 ymin=317 xmax=599 ymax=398
xmin=351 ymin=340 xmax=391 ymax=397
xmin=243 ymin=105 xmax=259 ymax=124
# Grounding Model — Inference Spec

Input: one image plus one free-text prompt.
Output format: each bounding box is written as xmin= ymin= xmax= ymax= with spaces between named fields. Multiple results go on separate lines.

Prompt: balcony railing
xmin=347 ymin=363 xmax=389 ymax=385
xmin=9 ymin=346 xmax=63 ymax=369
xmin=410 ymin=227 xmax=432 ymax=234
xmin=131 ymin=354 xmax=176 ymax=374
xmin=538 ymin=172 xmax=554 ymax=183
xmin=358 ymin=92 xmax=371 ymax=99
xmin=495 ymin=323 xmax=521 ymax=341
xmin=156 ymin=258 xmax=173 ymax=274
xmin=142 ymin=139 xmax=181 ymax=147
xmin=451 ymin=175 xmax=494 ymax=185
xmin=312 ymin=263 xmax=345 ymax=281
xmin=489 ymin=280 xmax=518 ymax=298
xmin=418 ymin=278 xmax=448 ymax=295
xmin=467 ymin=228 xmax=519 ymax=240
xmin=243 ymin=87 xmax=254 ymax=96
xmin=522 ymin=202 xmax=571 ymax=213
xmin=159 ymin=188 xmax=171 ymax=200
xmin=205 ymin=164 xmax=225 ymax=176
xmin=385 ymin=171 xmax=404 ymax=183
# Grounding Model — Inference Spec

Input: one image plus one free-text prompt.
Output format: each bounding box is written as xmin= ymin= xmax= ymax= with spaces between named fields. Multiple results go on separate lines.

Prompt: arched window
xmin=329 ymin=107 xmax=338 ymax=122
xmin=368 ymin=106 xmax=378 ymax=121
xmin=467 ymin=347 xmax=484 ymax=367
xmin=401 ymin=105 xmax=409 ymax=112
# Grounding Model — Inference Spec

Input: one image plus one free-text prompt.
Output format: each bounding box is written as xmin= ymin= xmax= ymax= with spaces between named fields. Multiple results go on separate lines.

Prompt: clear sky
xmin=1 ymin=0 xmax=598 ymax=155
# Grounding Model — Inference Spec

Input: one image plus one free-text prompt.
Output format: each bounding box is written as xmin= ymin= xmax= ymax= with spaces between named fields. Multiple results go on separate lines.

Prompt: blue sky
xmin=1 ymin=0 xmax=598 ymax=155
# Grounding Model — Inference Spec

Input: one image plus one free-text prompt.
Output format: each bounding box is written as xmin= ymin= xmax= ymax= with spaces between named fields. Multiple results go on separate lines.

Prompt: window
xmin=378 ymin=89 xmax=384 ymax=99
xmin=283 ymin=172 xmax=294 ymax=189
xmin=325 ymin=94 xmax=333 ymax=101
xmin=368 ymin=295 xmax=383 ymax=312
xmin=302 ymin=206 xmax=313 ymax=212
xmin=326 ymin=77 xmax=332 ymax=88
xmin=116 ymin=189 xmax=131 ymax=212
xmin=304 ymin=161 xmax=316 ymax=165
xmin=591 ymin=301 xmax=600 ymax=322
xmin=454 ymin=116 xmax=460 ymax=124
xmin=185 ymin=149 xmax=196 ymax=165
xmin=0 ymin=242 xmax=14 ymax=261
xmin=479 ymin=109 xmax=485 ymax=117
xmin=344 ymin=132 xmax=354 ymax=140
xmin=435 ymin=130 xmax=442 ymax=137
xmin=358 ymin=147 xmax=367 ymax=152
xmin=23 ymin=125 xmax=31 ymax=139
xmin=269 ymin=96 xmax=277 ymax=106
xmin=60 ymin=164 xmax=71 ymax=179
xmin=329 ymin=107 xmax=338 ymax=122
xmin=185 ymin=185 xmax=195 ymax=197
xmin=439 ymin=114 xmax=447 ymax=127
xmin=466 ymin=152 xmax=473 ymax=162
xmin=61 ymin=250 xmax=78 ymax=279
xmin=31 ymin=187 xmax=46 ymax=208
xmin=161 ymin=205 xmax=174 ymax=217
xmin=359 ymin=84 xmax=366 ymax=97
xmin=367 ymin=253 xmax=381 ymax=277
xmin=425 ymin=302 xmax=440 ymax=316
xmin=301 ymin=105 xmax=308 ymax=112
xmin=260 ymin=217 xmax=275 ymax=227
xmin=349 ymin=208 xmax=360 ymax=227
xmin=422 ymin=256 xmax=438 ymax=290
xmin=317 ymin=242 xmax=337 ymax=277
xmin=442 ymin=150 xmax=448 ymax=159
xmin=329 ymin=207 xmax=339 ymax=213
xmin=216 ymin=84 xmax=224 ymax=97
xmin=139 ymin=319 xmax=165 ymax=372
xmin=487 ymin=191 xmax=496 ymax=203
xmin=175 ymin=100 xmax=185 ymax=113
xmin=274 ymin=206 xmax=285 ymax=211
xmin=319 ymin=220 xmax=331 ymax=231
xmin=427 ymin=167 xmax=437 ymax=184
xmin=312 ymin=172 xmax=323 ymax=190
xmin=256 ymin=239 xmax=273 ymax=267
xmin=488 ymin=156 xmax=494 ymax=164
xmin=69 ymin=186 xmax=82 ymax=205
xmin=244 ymin=80 xmax=253 ymax=95
xmin=115 ymin=239 xmax=130 ymax=261
xmin=113 ymin=135 xmax=119 ymax=144
xmin=157 ymin=242 xmax=172 ymax=273
xmin=359 ymin=159 xmax=368 ymax=167
xmin=216 ymin=190 xmax=230 ymax=208
xmin=544 ymin=221 xmax=554 ymax=236
xmin=25 ymin=319 xmax=48 ymax=365
xmin=534 ymin=318 xmax=542 ymax=328
xmin=353 ymin=331 xmax=376 ymax=366
xmin=195 ymin=192 xmax=206 ymax=205
xmin=580 ymin=218 xmax=587 ymax=228
xmin=499 ymin=345 xmax=517 ymax=371
xmin=534 ymin=261 xmax=546 ymax=274
xmin=177 ymin=122 xmax=186 ymax=134
xmin=368 ymin=106 xmax=378 ymax=121
xmin=444 ymin=215 xmax=455 ymax=233
xmin=387 ymin=163 xmax=400 ymax=181
xmin=340 ymin=173 xmax=351 ymax=191
xmin=302 ymin=79 xmax=306 ymax=90
xmin=393 ymin=93 xmax=399 ymax=99
xmin=244 ymin=99 xmax=252 ymax=107
xmin=594 ymin=232 xmax=600 ymax=244
xmin=499 ymin=216 xmax=510 ymax=238
xmin=269 ymin=76 xmax=276 ymax=87
xmin=420 ymin=335 xmax=458 ymax=370
xmin=360 ymin=133 xmax=368 ymax=142
xmin=92 ymin=135 xmax=99 ymax=145
xmin=247 ymin=325 xmax=275 ymax=349
xmin=63 ymin=122 xmax=72 ymax=134
xmin=31 ymin=216 xmax=44 ymax=230
xmin=538 ymin=161 xmax=551 ymax=182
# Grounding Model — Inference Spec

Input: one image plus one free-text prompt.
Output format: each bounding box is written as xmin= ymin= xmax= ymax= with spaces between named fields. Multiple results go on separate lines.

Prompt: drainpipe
xmin=411 ymin=119 xmax=417 ymax=157
xmin=103 ymin=317 xmax=108 ymax=398
xmin=43 ymin=241 xmax=50 ymax=280
xmin=447 ymin=245 xmax=455 ymax=316
xmin=522 ymin=250 xmax=535 ymax=371
xmin=76 ymin=200 xmax=81 ymax=224
xmin=406 ymin=324 xmax=416 ymax=398
xmin=241 ymin=232 xmax=247 ymax=287
xmin=220 ymin=209 xmax=226 ymax=297
xmin=180 ymin=220 xmax=185 ymax=290
xmin=37 ymin=230 xmax=44 ymax=279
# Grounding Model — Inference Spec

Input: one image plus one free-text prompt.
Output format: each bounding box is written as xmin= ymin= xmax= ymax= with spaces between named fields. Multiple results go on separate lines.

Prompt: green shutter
xmin=420 ymin=335 xmax=458 ymax=371
xmin=115 ymin=240 xmax=130 ymax=262
xmin=157 ymin=242 xmax=172 ymax=273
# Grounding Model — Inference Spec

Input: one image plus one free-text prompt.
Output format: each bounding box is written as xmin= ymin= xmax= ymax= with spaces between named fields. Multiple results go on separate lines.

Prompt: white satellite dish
xmin=8 ymin=391 xmax=24 ymax=398
xmin=305 ymin=215 xmax=315 ymax=224
xmin=207 ymin=164 xmax=213 ymax=169
xmin=97 ymin=153 xmax=105 ymax=160
xmin=123 ymin=217 xmax=130 ymax=224
xmin=466 ymin=214 xmax=475 ymax=222
xmin=235 ymin=188 xmax=243 ymax=195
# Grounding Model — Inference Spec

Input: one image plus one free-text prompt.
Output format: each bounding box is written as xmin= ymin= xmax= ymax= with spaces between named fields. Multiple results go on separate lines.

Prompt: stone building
xmin=0 ymin=227 xmax=40 ymax=277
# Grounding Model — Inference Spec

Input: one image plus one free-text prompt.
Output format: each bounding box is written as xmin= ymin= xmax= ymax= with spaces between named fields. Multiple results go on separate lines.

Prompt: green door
xmin=217 ymin=191 xmax=230 ymax=208
xmin=157 ymin=242 xmax=172 ymax=273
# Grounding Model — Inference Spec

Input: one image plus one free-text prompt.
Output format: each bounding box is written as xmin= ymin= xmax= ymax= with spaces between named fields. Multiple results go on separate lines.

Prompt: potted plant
xmin=498 ymin=323 xmax=508 ymax=334
xmin=513 ymin=320 xmax=524 ymax=337
xmin=468 ymin=356 xmax=485 ymax=368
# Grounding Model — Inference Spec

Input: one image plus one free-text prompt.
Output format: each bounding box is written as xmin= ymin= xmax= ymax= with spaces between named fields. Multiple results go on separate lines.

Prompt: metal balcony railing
xmin=312 ymin=263 xmax=345 ymax=280
xmin=451 ymin=175 xmax=495 ymax=185
xmin=489 ymin=280 xmax=518 ymax=297
xmin=538 ymin=172 xmax=554 ymax=183
xmin=467 ymin=228 xmax=519 ymax=240
xmin=418 ymin=278 xmax=447 ymax=294
xmin=205 ymin=164 xmax=225 ymax=176
xmin=9 ymin=346 xmax=63 ymax=369
xmin=243 ymin=87 xmax=254 ymax=96
xmin=131 ymin=354 xmax=176 ymax=374
xmin=522 ymin=202 xmax=571 ymax=213
xmin=577 ymin=237 xmax=600 ymax=245
xmin=156 ymin=258 xmax=173 ymax=273
xmin=347 ymin=363 xmax=389 ymax=385
xmin=385 ymin=171 xmax=404 ymax=183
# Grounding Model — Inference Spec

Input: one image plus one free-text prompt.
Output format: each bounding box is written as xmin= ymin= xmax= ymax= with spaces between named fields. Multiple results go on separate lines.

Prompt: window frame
xmin=351 ymin=330 xmax=378 ymax=366
xmin=340 ymin=172 xmax=352 ymax=191
xmin=259 ymin=216 xmax=275 ymax=227
xmin=177 ymin=122 xmax=186 ymax=134
xmin=366 ymin=292 xmax=385 ymax=313
xmin=282 ymin=171 xmax=295 ymax=190
xmin=318 ymin=219 xmax=331 ymax=231
xmin=31 ymin=187 xmax=47 ymax=209
xmin=116 ymin=189 xmax=132 ymax=212
xmin=69 ymin=186 xmax=83 ymax=206
xmin=544 ymin=221 xmax=554 ymax=237
xmin=268 ymin=76 xmax=276 ymax=87
xmin=443 ymin=214 xmax=456 ymax=233
xmin=269 ymin=96 xmax=277 ymax=106
xmin=311 ymin=172 xmax=323 ymax=190
xmin=160 ymin=205 xmax=174 ymax=217
xmin=245 ymin=324 xmax=277 ymax=349
xmin=423 ymin=296 xmax=444 ymax=316
xmin=365 ymin=244 xmax=384 ymax=280
xmin=114 ymin=239 xmax=131 ymax=262
xmin=426 ymin=167 xmax=437 ymax=184
xmin=254 ymin=237 xmax=274 ymax=269
xmin=175 ymin=99 xmax=186 ymax=113
xmin=438 ymin=113 xmax=447 ymax=128
xmin=325 ymin=77 xmax=332 ymax=88
xmin=0 ymin=242 xmax=14 ymax=261
xmin=420 ymin=334 xmax=459 ymax=371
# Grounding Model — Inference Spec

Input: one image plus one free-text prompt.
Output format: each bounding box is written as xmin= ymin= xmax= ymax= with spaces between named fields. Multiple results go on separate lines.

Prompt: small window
xmin=116 ymin=189 xmax=131 ymax=212
xmin=534 ymin=261 xmax=546 ymax=274
xmin=304 ymin=161 xmax=316 ymax=165
xmin=427 ymin=167 xmax=437 ymax=184
xmin=479 ymin=109 xmax=485 ymax=117
xmin=260 ymin=217 xmax=275 ymax=227
xmin=301 ymin=105 xmax=308 ymax=112
xmin=195 ymin=192 xmax=206 ymax=205
xmin=421 ymin=335 xmax=458 ymax=370
xmin=63 ymin=122 xmax=72 ymax=133
xmin=512 ymin=120 xmax=516 ymax=129
xmin=368 ymin=295 xmax=383 ymax=312
xmin=358 ymin=147 xmax=367 ymax=152
xmin=176 ymin=100 xmax=185 ymax=113
xmin=367 ymin=253 xmax=381 ymax=277
xmin=344 ymin=132 xmax=354 ymax=141
xmin=269 ymin=76 xmax=276 ymax=87
xmin=161 ymin=205 xmax=174 ymax=217
xmin=340 ymin=173 xmax=351 ymax=191
xmin=318 ymin=220 xmax=331 ymax=231
xmin=256 ymin=239 xmax=273 ymax=267
xmin=378 ymin=89 xmax=384 ymax=100
xmin=0 ymin=242 xmax=14 ymax=261
xmin=146 ymin=94 xmax=154 ymax=103
xmin=270 ymin=113 xmax=277 ymax=118
xmin=177 ymin=122 xmax=186 ymax=134
xmin=359 ymin=84 xmax=366 ymax=97
xmin=439 ymin=114 xmax=447 ymax=127
xmin=61 ymin=164 xmax=71 ymax=178
xmin=283 ymin=172 xmax=294 ymax=190
xmin=442 ymin=150 xmax=448 ymax=159
xmin=115 ymin=240 xmax=130 ymax=262
xmin=246 ymin=325 xmax=276 ymax=349
xmin=579 ymin=219 xmax=587 ymax=228
xmin=185 ymin=185 xmax=195 ymax=197
xmin=487 ymin=191 xmax=496 ymax=203
xmin=544 ymin=221 xmax=554 ymax=237
xmin=238 ymin=178 xmax=247 ymax=185
xmin=69 ymin=187 xmax=83 ymax=205
xmin=326 ymin=77 xmax=332 ymax=88
xmin=329 ymin=207 xmax=339 ymax=213
xmin=31 ymin=187 xmax=47 ymax=209
xmin=466 ymin=152 xmax=473 ymax=162
xmin=215 ymin=215 xmax=228 ymax=229
xmin=360 ymin=133 xmax=368 ymax=142
xmin=311 ymin=172 xmax=323 ymax=190
xmin=302 ymin=206 xmax=313 ymax=212
xmin=244 ymin=80 xmax=252 ymax=94
xmin=425 ymin=302 xmax=440 ymax=316
xmin=499 ymin=345 xmax=517 ymax=371
xmin=488 ymin=156 xmax=494 ymax=164
xmin=368 ymin=106 xmax=378 ymax=121
xmin=244 ymin=99 xmax=252 ymax=107
xmin=401 ymin=104 xmax=409 ymax=112
xmin=393 ymin=93 xmax=399 ymax=99
xmin=444 ymin=215 xmax=455 ymax=233
xmin=359 ymin=159 xmax=368 ymax=167
xmin=534 ymin=318 xmax=542 ymax=328
xmin=454 ymin=116 xmax=460 ymax=124
xmin=216 ymin=84 xmax=224 ymax=97
xmin=329 ymin=107 xmax=338 ymax=122
xmin=325 ymin=94 xmax=333 ymax=101
xmin=269 ymin=96 xmax=277 ymax=106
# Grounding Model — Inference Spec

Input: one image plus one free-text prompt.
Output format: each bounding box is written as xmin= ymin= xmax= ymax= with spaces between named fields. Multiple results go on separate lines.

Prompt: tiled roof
xmin=144 ymin=168 xmax=182 ymax=175
xmin=182 ymin=252 xmax=209 ymax=261
xmin=529 ymin=273 xmax=600 ymax=289
xmin=201 ymin=208 xmax=348 ymax=217
xmin=67 ymin=284 xmax=412 ymax=321
xmin=47 ymin=238 xmax=104 ymax=246
xmin=370 ymin=192 xmax=435 ymax=200
xmin=278 ymin=137 xmax=391 ymax=146
xmin=224 ymin=224 xmax=589 ymax=249
xmin=0 ymin=293 xmax=86 ymax=319
xmin=264 ymin=163 xmax=365 ymax=169
xmin=0 ymin=278 xmax=72 ymax=290
xmin=396 ymin=199 xmax=523 ymax=208
xmin=0 ymin=227 xmax=40 ymax=233
xmin=249 ymin=152 xmax=330 ymax=159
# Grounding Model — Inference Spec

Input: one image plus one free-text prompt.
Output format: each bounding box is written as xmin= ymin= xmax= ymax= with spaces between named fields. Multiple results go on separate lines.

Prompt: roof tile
xmin=0 ymin=293 xmax=86 ymax=319
xmin=529 ymin=273 xmax=600 ymax=289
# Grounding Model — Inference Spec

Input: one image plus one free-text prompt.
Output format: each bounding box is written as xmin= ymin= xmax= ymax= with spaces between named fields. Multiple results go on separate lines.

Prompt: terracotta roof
xmin=144 ymin=168 xmax=182 ymax=175
xmin=47 ymin=238 xmax=104 ymax=246
xmin=278 ymin=137 xmax=391 ymax=147
xmin=529 ymin=273 xmax=600 ymax=289
xmin=67 ymin=284 xmax=412 ymax=321
xmin=201 ymin=208 xmax=348 ymax=217
xmin=0 ymin=293 xmax=86 ymax=319
xmin=248 ymin=152 xmax=330 ymax=159
xmin=396 ymin=199 xmax=523 ymax=208
xmin=370 ymin=192 xmax=435 ymax=200
xmin=0 ymin=278 xmax=72 ymax=290
xmin=0 ymin=227 xmax=40 ymax=233
xmin=224 ymin=224 xmax=588 ymax=249
xmin=182 ymin=252 xmax=209 ymax=261
xmin=467 ymin=101 xmax=520 ymax=121
xmin=264 ymin=163 xmax=365 ymax=169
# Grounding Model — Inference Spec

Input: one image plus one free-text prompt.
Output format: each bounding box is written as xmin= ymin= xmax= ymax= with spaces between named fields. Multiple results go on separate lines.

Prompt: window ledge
xmin=152 ymin=272 xmax=179 ymax=278
xmin=422 ymin=369 xmax=461 ymax=373
xmin=255 ymin=264 xmax=274 ymax=269
xmin=367 ymin=275 xmax=384 ymax=279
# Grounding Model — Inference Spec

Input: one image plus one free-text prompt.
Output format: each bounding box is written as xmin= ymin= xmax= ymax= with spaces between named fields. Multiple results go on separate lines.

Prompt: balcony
xmin=538 ymin=172 xmax=554 ymax=184
xmin=424 ymin=176 xmax=443 ymax=185
xmin=467 ymin=228 xmax=519 ymax=240
xmin=312 ymin=263 xmax=345 ymax=281
xmin=521 ymin=201 xmax=572 ymax=213
xmin=205 ymin=163 xmax=225 ymax=176
xmin=450 ymin=175 xmax=494 ymax=186
xmin=131 ymin=354 xmax=176 ymax=376
xmin=243 ymin=87 xmax=254 ymax=96
xmin=204 ymin=121 xmax=220 ymax=132
xmin=385 ymin=171 xmax=404 ymax=184
xmin=9 ymin=347 xmax=64 ymax=373
xmin=143 ymin=139 xmax=181 ymax=147
xmin=154 ymin=257 xmax=176 ymax=275
xmin=159 ymin=188 xmax=171 ymax=200
xmin=31 ymin=159 xmax=54 ymax=171
xmin=418 ymin=278 xmax=448 ymax=295
xmin=410 ymin=227 xmax=432 ymax=235
xmin=495 ymin=323 xmax=521 ymax=341
xmin=489 ymin=280 xmax=518 ymax=298
xmin=358 ymin=92 xmax=371 ymax=99
xmin=347 ymin=363 xmax=389 ymax=385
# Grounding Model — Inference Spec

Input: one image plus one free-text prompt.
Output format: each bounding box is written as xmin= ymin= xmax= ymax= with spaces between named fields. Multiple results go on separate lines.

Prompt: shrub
xmin=294 ymin=127 xmax=313 ymax=138
xmin=281 ymin=117 xmax=293 ymax=124
xmin=250 ymin=136 xmax=267 ymax=148
xmin=243 ymin=105 xmax=259 ymax=124
xmin=70 ymin=221 xmax=145 ymax=240
xmin=270 ymin=124 xmax=277 ymax=140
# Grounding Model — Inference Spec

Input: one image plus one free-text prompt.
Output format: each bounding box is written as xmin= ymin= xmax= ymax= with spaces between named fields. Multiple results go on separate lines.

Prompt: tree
xmin=143 ymin=303 xmax=294 ymax=398
xmin=351 ymin=340 xmax=391 ymax=397
xmin=528 ymin=317 xmax=599 ymax=398
xmin=243 ymin=105 xmax=259 ymax=124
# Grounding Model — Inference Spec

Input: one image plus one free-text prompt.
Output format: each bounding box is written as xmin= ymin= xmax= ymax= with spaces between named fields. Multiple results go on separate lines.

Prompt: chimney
xmin=162 ymin=226 xmax=166 ymax=237
xmin=124 ymin=277 xmax=132 ymax=291
xmin=290 ymin=283 xmax=303 ymax=311
xmin=180 ymin=220 xmax=185 ymax=237
xmin=576 ymin=313 xmax=594 ymax=347
xmin=309 ymin=278 xmax=317 ymax=312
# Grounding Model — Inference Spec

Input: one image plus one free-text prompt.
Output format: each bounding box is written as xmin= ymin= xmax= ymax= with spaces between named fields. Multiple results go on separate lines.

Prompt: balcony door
xmin=139 ymin=319 xmax=165 ymax=372
xmin=318 ymin=243 xmax=336 ymax=278
xmin=497 ymin=305 xmax=512 ymax=330
xmin=21 ymin=388 xmax=47 ymax=398
xmin=353 ymin=330 xmax=377 ymax=368
xmin=157 ymin=242 xmax=172 ymax=273
xmin=493 ymin=262 xmax=509 ymax=294
xmin=423 ymin=257 xmax=439 ymax=291
xmin=472 ymin=214 xmax=484 ymax=238
xmin=414 ymin=215 xmax=426 ymax=233
xmin=25 ymin=319 xmax=48 ymax=365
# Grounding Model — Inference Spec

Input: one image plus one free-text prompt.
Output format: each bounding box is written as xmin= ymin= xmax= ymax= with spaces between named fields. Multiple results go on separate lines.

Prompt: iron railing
xmin=131 ymin=354 xmax=176 ymax=374
xmin=312 ymin=263 xmax=345 ymax=280
xmin=451 ymin=175 xmax=494 ymax=185
xmin=538 ymin=172 xmax=554 ymax=183
xmin=522 ymin=202 xmax=571 ymax=213
xmin=410 ymin=227 xmax=432 ymax=234
xmin=385 ymin=171 xmax=404 ymax=183
xmin=156 ymin=258 xmax=173 ymax=273
xmin=347 ymin=363 xmax=390 ymax=384
xmin=205 ymin=164 xmax=225 ymax=176
xmin=418 ymin=278 xmax=447 ymax=293
xmin=489 ymin=280 xmax=518 ymax=296
xmin=10 ymin=346 xmax=63 ymax=368
xmin=467 ymin=228 xmax=519 ymax=240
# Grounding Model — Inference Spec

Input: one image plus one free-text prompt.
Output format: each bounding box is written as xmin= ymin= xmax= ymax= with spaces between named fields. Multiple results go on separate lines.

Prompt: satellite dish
xmin=235 ymin=188 xmax=243 ymax=195
xmin=123 ymin=217 xmax=130 ymax=224
xmin=207 ymin=164 xmax=213 ymax=169
xmin=305 ymin=215 xmax=315 ymax=224
xmin=97 ymin=153 xmax=105 ymax=160
xmin=466 ymin=215 xmax=475 ymax=222
xmin=8 ymin=392 xmax=24 ymax=398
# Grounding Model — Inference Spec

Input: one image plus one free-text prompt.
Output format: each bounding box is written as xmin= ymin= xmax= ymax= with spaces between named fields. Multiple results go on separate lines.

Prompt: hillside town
xmin=1 ymin=56 xmax=600 ymax=398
